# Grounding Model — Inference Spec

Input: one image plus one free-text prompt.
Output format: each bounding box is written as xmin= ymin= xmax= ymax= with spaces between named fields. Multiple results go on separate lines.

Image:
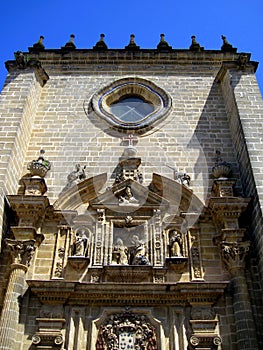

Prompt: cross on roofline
xmin=122 ymin=134 xmax=138 ymax=146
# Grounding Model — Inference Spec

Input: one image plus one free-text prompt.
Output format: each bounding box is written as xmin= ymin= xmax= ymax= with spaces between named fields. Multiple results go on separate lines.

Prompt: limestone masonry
xmin=0 ymin=34 xmax=263 ymax=349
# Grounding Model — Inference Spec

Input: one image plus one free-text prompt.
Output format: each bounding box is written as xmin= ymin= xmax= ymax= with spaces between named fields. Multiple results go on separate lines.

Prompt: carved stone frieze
xmin=28 ymin=280 xmax=226 ymax=306
xmin=104 ymin=265 xmax=152 ymax=283
xmin=10 ymin=226 xmax=44 ymax=245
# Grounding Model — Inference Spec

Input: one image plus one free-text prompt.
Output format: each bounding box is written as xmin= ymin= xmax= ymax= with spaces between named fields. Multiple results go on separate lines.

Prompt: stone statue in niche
xmin=119 ymin=186 xmax=139 ymax=205
xmin=72 ymin=228 xmax=89 ymax=257
xmin=130 ymin=235 xmax=149 ymax=265
xmin=169 ymin=230 xmax=183 ymax=257
xmin=112 ymin=238 xmax=129 ymax=265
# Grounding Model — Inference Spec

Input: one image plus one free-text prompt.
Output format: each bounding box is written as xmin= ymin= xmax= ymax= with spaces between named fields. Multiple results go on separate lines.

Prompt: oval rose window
xmin=90 ymin=77 xmax=172 ymax=132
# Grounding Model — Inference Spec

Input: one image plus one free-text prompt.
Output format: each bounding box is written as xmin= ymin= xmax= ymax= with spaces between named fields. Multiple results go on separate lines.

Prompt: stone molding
xmin=27 ymin=280 xmax=226 ymax=306
xmin=7 ymin=195 xmax=49 ymax=227
xmin=5 ymin=58 xmax=49 ymax=86
xmin=5 ymin=49 xmax=258 ymax=73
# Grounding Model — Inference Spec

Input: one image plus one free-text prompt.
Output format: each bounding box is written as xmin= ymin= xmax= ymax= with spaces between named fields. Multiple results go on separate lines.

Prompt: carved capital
xmin=190 ymin=335 xmax=222 ymax=349
xmin=221 ymin=240 xmax=250 ymax=273
xmin=5 ymin=238 xmax=36 ymax=267
xmin=32 ymin=332 xmax=64 ymax=347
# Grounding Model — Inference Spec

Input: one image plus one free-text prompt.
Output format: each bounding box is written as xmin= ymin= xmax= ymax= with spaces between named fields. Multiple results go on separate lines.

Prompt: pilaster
xmin=210 ymin=179 xmax=258 ymax=349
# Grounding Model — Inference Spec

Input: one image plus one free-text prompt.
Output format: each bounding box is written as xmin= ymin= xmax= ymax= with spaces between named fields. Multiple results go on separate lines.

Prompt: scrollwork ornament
xmin=213 ymin=336 xmax=222 ymax=346
xmin=190 ymin=336 xmax=200 ymax=346
xmin=54 ymin=335 xmax=64 ymax=345
xmin=32 ymin=334 xmax=41 ymax=344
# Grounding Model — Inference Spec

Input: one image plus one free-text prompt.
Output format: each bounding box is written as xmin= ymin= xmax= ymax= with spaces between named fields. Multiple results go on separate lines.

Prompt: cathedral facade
xmin=0 ymin=34 xmax=263 ymax=349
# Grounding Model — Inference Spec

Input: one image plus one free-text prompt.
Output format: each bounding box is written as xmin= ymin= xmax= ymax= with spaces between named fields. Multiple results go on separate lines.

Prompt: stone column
xmin=221 ymin=240 xmax=258 ymax=350
xmin=0 ymin=239 xmax=35 ymax=350
xmin=210 ymin=178 xmax=258 ymax=349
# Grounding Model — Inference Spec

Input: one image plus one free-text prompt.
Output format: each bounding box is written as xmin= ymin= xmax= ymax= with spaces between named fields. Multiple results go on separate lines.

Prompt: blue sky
xmin=0 ymin=0 xmax=263 ymax=95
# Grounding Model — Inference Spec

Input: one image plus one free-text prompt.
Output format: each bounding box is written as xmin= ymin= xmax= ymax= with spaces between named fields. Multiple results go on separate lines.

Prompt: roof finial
xmin=125 ymin=34 xmax=140 ymax=51
xmin=221 ymin=35 xmax=237 ymax=52
xmin=93 ymin=33 xmax=108 ymax=51
xmin=32 ymin=36 xmax=45 ymax=51
xmin=189 ymin=35 xmax=204 ymax=52
xmin=157 ymin=33 xmax=172 ymax=51
xmin=62 ymin=34 xmax=76 ymax=50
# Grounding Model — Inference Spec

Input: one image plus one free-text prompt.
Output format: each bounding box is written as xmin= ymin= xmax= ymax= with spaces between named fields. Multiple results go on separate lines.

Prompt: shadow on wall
xmin=187 ymin=80 xmax=243 ymax=202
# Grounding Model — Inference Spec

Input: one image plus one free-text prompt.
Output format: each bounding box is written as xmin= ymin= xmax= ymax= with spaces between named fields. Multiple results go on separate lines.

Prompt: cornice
xmin=27 ymin=280 xmax=227 ymax=306
xmin=5 ymin=49 xmax=258 ymax=72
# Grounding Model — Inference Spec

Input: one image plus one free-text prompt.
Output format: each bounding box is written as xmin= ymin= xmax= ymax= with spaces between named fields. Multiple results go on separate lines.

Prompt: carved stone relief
xmin=52 ymin=226 xmax=71 ymax=279
xmin=96 ymin=312 xmax=158 ymax=350
xmin=110 ymin=225 xmax=149 ymax=266
xmin=188 ymin=228 xmax=203 ymax=280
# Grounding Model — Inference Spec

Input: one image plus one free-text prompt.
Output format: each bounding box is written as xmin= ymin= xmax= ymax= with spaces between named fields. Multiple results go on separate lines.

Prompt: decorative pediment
xmin=90 ymin=178 xmax=169 ymax=211
xmin=53 ymin=173 xmax=107 ymax=210
xmin=150 ymin=173 xmax=204 ymax=212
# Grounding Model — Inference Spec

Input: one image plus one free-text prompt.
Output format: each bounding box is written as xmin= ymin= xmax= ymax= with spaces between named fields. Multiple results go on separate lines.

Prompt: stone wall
xmin=0 ymin=49 xmax=262 ymax=349
xmin=0 ymin=69 xmax=42 ymax=247
xmin=219 ymin=67 xmax=263 ymax=347
xmin=23 ymin=64 xmax=239 ymax=206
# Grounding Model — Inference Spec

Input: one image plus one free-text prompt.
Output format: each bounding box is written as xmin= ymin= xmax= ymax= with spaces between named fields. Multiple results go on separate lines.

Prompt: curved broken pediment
xmin=53 ymin=172 xmax=204 ymax=228
xmin=53 ymin=173 xmax=107 ymax=210
xmin=150 ymin=173 xmax=205 ymax=227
